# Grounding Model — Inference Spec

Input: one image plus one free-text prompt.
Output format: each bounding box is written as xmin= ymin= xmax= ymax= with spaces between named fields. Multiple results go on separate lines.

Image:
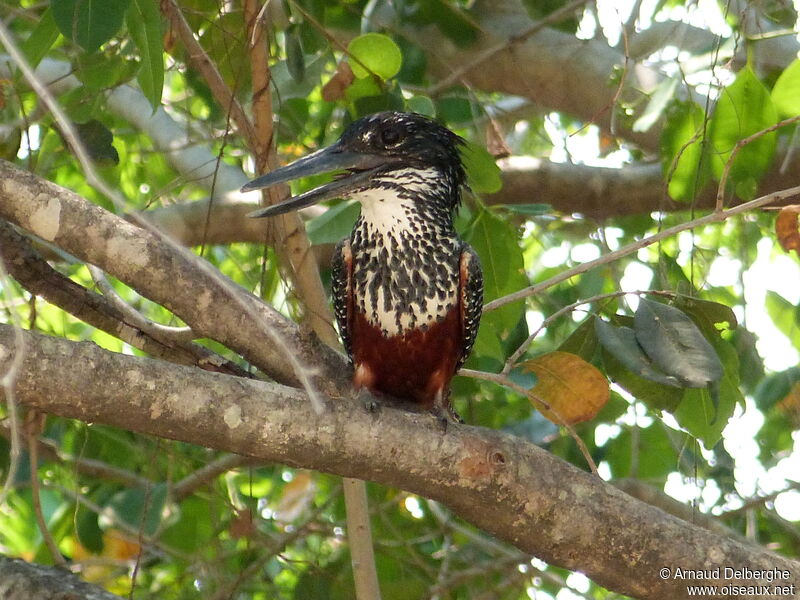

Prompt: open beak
xmin=241 ymin=142 xmax=392 ymax=218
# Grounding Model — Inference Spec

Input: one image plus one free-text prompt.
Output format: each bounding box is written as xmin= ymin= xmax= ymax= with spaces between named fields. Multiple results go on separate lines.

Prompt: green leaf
xmin=106 ymin=484 xmax=167 ymax=537
xmin=74 ymin=119 xmax=120 ymax=165
xmin=634 ymin=298 xmax=723 ymax=389
xmin=673 ymin=384 xmax=737 ymax=449
xmin=605 ymin=424 xmax=677 ymax=480
xmin=20 ymin=8 xmax=61 ymax=69
xmin=347 ymin=33 xmax=402 ymax=80
xmin=709 ymin=65 xmax=778 ymax=197
xmin=306 ymin=201 xmax=360 ymax=246
xmin=600 ymin=345 xmax=684 ymax=412
xmin=460 ymin=141 xmax=502 ymax=194
xmin=753 ymin=367 xmax=800 ymax=410
xmin=285 ymin=25 xmax=306 ymax=84
xmin=765 ymin=290 xmax=800 ymax=351
xmin=660 ymin=100 xmax=711 ymax=202
xmin=52 ymin=0 xmax=131 ymax=52
xmin=771 ymin=58 xmax=800 ymax=119
xmin=634 ymin=74 xmax=679 ymax=133
xmin=406 ymin=95 xmax=436 ymax=117
xmin=595 ymin=318 xmax=681 ymax=387
xmin=558 ymin=317 xmax=598 ymax=361
xmin=126 ymin=0 xmax=164 ymax=111
xmin=76 ymin=504 xmax=104 ymax=553
xmin=462 ymin=208 xmax=528 ymax=334
xmin=74 ymin=52 xmax=126 ymax=89
xmin=672 ymin=296 xmax=738 ymax=332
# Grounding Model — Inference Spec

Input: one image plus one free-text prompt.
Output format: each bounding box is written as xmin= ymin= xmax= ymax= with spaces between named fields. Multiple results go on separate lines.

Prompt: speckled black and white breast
xmin=348 ymin=168 xmax=461 ymax=336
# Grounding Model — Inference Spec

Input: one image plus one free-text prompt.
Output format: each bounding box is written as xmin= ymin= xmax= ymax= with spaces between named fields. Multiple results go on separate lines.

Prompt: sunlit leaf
xmin=347 ymin=33 xmax=402 ymax=80
xmin=634 ymin=74 xmax=679 ymax=133
xmin=709 ymin=65 xmax=777 ymax=199
xmin=771 ymin=58 xmax=800 ymax=119
xmin=306 ymin=201 xmax=360 ymax=246
xmin=460 ymin=141 xmax=502 ymax=194
xmin=660 ymin=100 xmax=710 ymax=202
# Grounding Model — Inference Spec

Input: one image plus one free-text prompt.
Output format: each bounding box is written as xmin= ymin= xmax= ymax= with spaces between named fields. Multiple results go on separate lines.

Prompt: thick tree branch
xmin=0 ymin=159 xmax=347 ymax=393
xmin=0 ymin=220 xmax=251 ymax=377
xmin=2 ymin=325 xmax=797 ymax=600
xmin=0 ymin=556 xmax=123 ymax=600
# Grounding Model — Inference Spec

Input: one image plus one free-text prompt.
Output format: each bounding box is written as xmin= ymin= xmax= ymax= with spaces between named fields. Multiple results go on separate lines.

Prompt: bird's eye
xmin=380 ymin=126 xmax=403 ymax=146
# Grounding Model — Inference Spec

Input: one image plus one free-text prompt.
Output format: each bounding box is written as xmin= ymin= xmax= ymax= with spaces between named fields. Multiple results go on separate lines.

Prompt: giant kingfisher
xmin=241 ymin=111 xmax=483 ymax=422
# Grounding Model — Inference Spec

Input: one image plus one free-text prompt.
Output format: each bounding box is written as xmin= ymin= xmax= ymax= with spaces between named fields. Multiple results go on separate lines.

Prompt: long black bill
xmin=241 ymin=143 xmax=389 ymax=219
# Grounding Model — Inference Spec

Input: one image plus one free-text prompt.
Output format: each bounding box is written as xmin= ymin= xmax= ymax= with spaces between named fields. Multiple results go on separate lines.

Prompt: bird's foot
xmin=355 ymin=387 xmax=381 ymax=414
xmin=432 ymin=390 xmax=462 ymax=432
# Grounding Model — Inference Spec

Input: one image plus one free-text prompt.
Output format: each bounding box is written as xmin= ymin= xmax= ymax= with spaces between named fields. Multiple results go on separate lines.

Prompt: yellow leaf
xmin=776 ymin=205 xmax=800 ymax=255
xmin=522 ymin=351 xmax=610 ymax=425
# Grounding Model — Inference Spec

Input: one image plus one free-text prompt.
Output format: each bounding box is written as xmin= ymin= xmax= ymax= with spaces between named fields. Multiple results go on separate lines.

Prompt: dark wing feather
xmin=457 ymin=244 xmax=483 ymax=372
xmin=331 ymin=238 xmax=354 ymax=362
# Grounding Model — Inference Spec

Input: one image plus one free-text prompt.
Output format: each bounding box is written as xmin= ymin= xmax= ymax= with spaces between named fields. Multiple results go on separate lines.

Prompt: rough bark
xmin=0 ymin=556 xmax=123 ymax=600
xmin=0 ymin=159 xmax=347 ymax=395
xmin=2 ymin=325 xmax=797 ymax=600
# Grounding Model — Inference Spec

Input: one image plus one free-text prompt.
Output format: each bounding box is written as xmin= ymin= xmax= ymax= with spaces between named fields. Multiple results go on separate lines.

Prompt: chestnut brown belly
xmin=350 ymin=306 xmax=462 ymax=408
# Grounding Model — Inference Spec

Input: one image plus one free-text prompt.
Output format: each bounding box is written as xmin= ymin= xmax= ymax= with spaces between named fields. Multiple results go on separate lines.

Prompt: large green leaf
xmin=347 ymin=33 xmax=402 ymax=80
xmin=771 ymin=58 xmax=800 ymax=119
xmin=634 ymin=298 xmax=723 ymax=389
xmin=709 ymin=65 xmax=778 ymax=200
xmin=126 ymin=0 xmax=164 ymax=111
xmin=463 ymin=208 xmax=528 ymax=365
xmin=106 ymin=484 xmax=167 ymax=537
xmin=52 ymin=0 xmax=130 ymax=52
xmin=460 ymin=141 xmax=502 ymax=194
xmin=660 ymin=100 xmax=711 ymax=202
xmin=20 ymin=8 xmax=61 ymax=69
xmin=306 ymin=201 xmax=360 ymax=246
xmin=595 ymin=317 xmax=681 ymax=387
xmin=463 ymin=208 xmax=527 ymax=334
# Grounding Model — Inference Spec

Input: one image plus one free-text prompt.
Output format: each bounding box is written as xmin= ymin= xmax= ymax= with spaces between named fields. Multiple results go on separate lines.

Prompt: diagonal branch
xmin=0 ymin=159 xmax=347 ymax=392
xmin=3 ymin=324 xmax=797 ymax=600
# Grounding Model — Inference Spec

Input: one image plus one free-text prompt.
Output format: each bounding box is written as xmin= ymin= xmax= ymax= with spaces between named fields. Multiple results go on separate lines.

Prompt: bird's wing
xmin=457 ymin=244 xmax=483 ymax=372
xmin=331 ymin=238 xmax=354 ymax=362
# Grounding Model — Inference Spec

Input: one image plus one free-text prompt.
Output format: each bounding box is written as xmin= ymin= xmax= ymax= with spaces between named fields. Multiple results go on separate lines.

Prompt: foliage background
xmin=1 ymin=0 xmax=800 ymax=598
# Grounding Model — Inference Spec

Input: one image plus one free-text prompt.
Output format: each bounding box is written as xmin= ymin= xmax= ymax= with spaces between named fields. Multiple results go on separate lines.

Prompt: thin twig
xmin=172 ymin=454 xmax=257 ymax=501
xmin=160 ymin=0 xmax=257 ymax=149
xmin=25 ymin=411 xmax=67 ymax=566
xmin=0 ymin=221 xmax=252 ymax=377
xmin=502 ymin=289 xmax=675 ymax=373
xmin=484 ymin=184 xmax=800 ymax=312
xmin=88 ymin=265 xmax=196 ymax=343
xmin=0 ymin=254 xmax=25 ymax=508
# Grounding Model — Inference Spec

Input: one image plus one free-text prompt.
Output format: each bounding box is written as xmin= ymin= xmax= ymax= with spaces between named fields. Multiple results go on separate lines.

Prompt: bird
xmin=241 ymin=111 xmax=483 ymax=423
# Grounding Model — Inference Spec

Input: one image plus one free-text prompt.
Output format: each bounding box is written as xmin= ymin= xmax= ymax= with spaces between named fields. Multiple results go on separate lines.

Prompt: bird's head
xmin=241 ymin=111 xmax=466 ymax=218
